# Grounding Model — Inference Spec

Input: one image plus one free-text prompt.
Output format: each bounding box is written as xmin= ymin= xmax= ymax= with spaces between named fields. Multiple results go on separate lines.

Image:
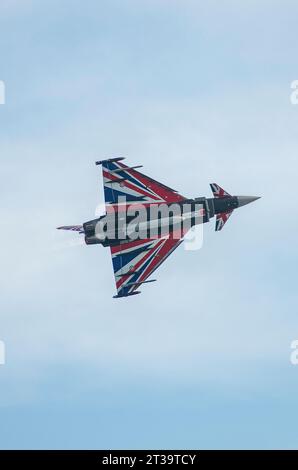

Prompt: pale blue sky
xmin=1 ymin=0 xmax=298 ymax=449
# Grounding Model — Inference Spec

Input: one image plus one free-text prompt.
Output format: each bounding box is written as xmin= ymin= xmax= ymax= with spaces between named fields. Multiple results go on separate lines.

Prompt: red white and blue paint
xmin=101 ymin=158 xmax=188 ymax=297
xmin=57 ymin=158 xmax=260 ymax=297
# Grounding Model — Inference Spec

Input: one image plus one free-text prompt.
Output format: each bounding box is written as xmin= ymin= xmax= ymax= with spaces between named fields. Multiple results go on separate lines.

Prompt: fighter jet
xmin=58 ymin=158 xmax=260 ymax=298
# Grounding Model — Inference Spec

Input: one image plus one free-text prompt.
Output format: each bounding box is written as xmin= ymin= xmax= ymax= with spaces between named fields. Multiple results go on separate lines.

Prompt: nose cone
xmin=237 ymin=196 xmax=261 ymax=208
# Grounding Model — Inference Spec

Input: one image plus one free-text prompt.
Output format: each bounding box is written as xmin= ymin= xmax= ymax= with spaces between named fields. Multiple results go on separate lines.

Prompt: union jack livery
xmin=210 ymin=183 xmax=231 ymax=199
xmin=58 ymin=158 xmax=260 ymax=298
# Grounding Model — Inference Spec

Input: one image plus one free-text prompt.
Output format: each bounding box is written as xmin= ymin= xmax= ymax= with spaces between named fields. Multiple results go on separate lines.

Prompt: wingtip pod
xmin=96 ymin=157 xmax=125 ymax=166
xmin=113 ymin=291 xmax=141 ymax=299
xmin=113 ymin=280 xmax=157 ymax=298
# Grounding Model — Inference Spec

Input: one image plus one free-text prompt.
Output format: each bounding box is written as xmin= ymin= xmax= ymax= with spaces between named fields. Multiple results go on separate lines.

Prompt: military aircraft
xmin=58 ymin=158 xmax=260 ymax=298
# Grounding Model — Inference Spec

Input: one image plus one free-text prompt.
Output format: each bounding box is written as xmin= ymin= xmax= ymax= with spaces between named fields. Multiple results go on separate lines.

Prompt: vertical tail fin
xmin=57 ymin=225 xmax=84 ymax=233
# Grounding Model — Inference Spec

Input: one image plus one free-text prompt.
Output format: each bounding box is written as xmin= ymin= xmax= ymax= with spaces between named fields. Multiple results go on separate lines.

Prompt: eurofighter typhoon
xmin=58 ymin=158 xmax=260 ymax=298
